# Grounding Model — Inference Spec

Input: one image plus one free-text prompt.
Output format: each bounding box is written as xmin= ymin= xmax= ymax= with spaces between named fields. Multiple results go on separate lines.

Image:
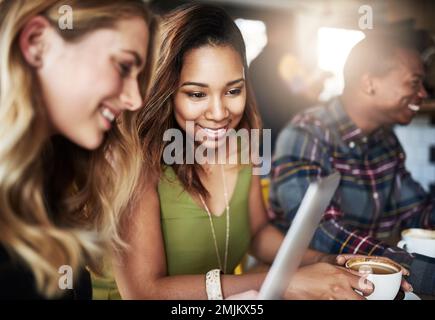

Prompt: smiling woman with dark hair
xmin=111 ymin=3 xmax=379 ymax=300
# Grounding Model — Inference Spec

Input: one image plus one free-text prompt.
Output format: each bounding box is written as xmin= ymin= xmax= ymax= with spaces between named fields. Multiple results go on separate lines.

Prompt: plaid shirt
xmin=270 ymin=97 xmax=435 ymax=295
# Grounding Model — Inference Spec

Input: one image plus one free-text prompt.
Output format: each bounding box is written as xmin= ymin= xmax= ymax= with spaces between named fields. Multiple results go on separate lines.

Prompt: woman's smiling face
xmin=174 ymin=45 xmax=246 ymax=149
xmin=31 ymin=17 xmax=149 ymax=150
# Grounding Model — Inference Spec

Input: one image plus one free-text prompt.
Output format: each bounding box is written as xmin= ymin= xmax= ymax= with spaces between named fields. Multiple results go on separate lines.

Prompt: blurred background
xmin=149 ymin=0 xmax=435 ymax=196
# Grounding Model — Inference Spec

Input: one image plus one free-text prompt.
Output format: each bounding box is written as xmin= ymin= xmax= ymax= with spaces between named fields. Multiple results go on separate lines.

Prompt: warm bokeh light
xmin=317 ymin=27 xmax=365 ymax=101
xmin=235 ymin=18 xmax=268 ymax=65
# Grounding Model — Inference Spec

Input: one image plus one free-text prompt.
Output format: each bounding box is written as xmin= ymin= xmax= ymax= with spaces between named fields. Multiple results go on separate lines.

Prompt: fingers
xmin=331 ymin=266 xmax=374 ymax=298
xmin=339 ymin=269 xmax=374 ymax=296
xmin=401 ymin=279 xmax=413 ymax=292
xmin=400 ymin=267 xmax=410 ymax=276
xmin=336 ymin=255 xmax=346 ymax=265
xmin=356 ymin=276 xmax=375 ymax=296
xmin=319 ymin=254 xmax=337 ymax=264
xmin=330 ymin=286 xmax=367 ymax=300
xmin=347 ymin=290 xmax=367 ymax=300
xmin=335 ymin=254 xmax=366 ymax=265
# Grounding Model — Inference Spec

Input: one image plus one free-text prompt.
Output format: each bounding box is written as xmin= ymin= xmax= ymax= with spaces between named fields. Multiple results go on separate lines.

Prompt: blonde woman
xmin=0 ymin=0 xmax=155 ymax=299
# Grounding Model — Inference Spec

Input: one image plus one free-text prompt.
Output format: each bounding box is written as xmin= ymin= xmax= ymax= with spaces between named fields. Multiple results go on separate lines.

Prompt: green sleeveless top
xmin=158 ymin=165 xmax=252 ymax=275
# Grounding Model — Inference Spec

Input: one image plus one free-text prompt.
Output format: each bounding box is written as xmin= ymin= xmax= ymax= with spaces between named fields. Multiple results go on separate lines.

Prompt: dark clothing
xmin=249 ymin=46 xmax=311 ymax=151
xmin=0 ymin=245 xmax=92 ymax=300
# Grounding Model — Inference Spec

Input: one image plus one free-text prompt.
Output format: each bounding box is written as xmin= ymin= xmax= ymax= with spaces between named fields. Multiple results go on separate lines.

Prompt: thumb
xmin=336 ymin=255 xmax=347 ymax=265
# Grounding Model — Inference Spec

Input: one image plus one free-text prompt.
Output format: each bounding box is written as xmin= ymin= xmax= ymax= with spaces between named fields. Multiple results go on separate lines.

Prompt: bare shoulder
xmin=122 ymin=171 xmax=161 ymax=227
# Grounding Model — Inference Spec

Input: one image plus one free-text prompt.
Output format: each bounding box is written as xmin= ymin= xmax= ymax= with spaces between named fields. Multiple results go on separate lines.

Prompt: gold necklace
xmin=199 ymin=164 xmax=230 ymax=274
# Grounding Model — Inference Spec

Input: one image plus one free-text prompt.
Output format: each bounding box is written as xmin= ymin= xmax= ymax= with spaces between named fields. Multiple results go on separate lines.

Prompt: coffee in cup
xmin=345 ymin=257 xmax=403 ymax=300
xmin=397 ymin=228 xmax=435 ymax=258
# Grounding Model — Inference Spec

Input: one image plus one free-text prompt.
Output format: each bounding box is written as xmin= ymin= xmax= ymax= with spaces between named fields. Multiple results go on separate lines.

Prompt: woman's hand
xmin=334 ymin=254 xmax=413 ymax=292
xmin=284 ymin=262 xmax=374 ymax=300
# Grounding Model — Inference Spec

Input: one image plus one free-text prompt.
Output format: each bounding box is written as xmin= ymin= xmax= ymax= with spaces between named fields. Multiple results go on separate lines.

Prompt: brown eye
xmin=119 ymin=63 xmax=132 ymax=77
xmin=187 ymin=92 xmax=206 ymax=99
xmin=226 ymin=88 xmax=242 ymax=96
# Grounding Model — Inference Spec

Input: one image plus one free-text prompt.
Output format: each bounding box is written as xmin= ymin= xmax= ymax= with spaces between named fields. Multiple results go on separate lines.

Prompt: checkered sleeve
xmin=270 ymin=123 xmax=435 ymax=295
xmin=392 ymin=164 xmax=435 ymax=229
xmin=270 ymin=123 xmax=389 ymax=257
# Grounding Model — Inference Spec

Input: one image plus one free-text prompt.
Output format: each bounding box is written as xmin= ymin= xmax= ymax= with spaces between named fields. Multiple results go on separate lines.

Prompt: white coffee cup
xmin=345 ymin=257 xmax=403 ymax=300
xmin=397 ymin=228 xmax=435 ymax=258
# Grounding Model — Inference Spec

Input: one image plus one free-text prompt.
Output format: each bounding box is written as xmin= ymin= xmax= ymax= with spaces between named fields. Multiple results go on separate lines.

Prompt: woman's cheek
xmin=228 ymin=96 xmax=246 ymax=116
xmin=176 ymin=99 xmax=207 ymax=122
xmin=101 ymin=72 xmax=124 ymax=98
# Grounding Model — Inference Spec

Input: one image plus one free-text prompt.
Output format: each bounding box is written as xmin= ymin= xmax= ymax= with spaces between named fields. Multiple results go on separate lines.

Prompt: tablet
xmin=258 ymin=171 xmax=341 ymax=300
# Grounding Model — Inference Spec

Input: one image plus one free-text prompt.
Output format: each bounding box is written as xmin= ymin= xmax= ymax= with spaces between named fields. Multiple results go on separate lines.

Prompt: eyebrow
xmin=407 ymin=73 xmax=424 ymax=82
xmin=180 ymin=78 xmax=245 ymax=88
xmin=122 ymin=50 xmax=143 ymax=67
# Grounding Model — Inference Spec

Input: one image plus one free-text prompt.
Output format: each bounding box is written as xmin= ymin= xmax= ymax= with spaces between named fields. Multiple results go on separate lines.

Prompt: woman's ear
xmin=19 ymin=16 xmax=50 ymax=68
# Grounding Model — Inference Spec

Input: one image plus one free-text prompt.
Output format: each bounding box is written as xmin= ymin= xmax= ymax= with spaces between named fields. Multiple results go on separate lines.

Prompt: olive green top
xmin=158 ymin=165 xmax=252 ymax=275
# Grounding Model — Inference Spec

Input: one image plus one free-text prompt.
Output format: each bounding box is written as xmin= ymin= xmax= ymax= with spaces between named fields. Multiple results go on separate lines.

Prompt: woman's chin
xmin=72 ymin=133 xmax=104 ymax=150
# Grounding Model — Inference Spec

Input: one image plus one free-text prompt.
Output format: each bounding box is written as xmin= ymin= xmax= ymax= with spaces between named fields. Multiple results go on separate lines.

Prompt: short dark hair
xmin=343 ymin=34 xmax=420 ymax=88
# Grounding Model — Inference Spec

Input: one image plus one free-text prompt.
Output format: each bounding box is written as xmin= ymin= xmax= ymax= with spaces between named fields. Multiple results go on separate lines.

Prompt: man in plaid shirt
xmin=270 ymin=35 xmax=435 ymax=295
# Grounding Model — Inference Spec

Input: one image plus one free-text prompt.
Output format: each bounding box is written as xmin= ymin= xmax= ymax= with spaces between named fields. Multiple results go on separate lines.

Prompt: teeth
xmin=200 ymin=126 xmax=228 ymax=140
xmin=101 ymin=107 xmax=115 ymax=122
xmin=408 ymin=104 xmax=420 ymax=112
xmin=203 ymin=127 xmax=226 ymax=134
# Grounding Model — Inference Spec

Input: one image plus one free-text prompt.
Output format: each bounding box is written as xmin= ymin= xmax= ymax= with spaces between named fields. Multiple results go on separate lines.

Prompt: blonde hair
xmin=0 ymin=0 xmax=155 ymax=297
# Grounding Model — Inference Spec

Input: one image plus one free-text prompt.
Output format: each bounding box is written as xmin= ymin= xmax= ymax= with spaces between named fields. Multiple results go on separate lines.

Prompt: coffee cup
xmin=345 ymin=257 xmax=402 ymax=300
xmin=397 ymin=228 xmax=435 ymax=258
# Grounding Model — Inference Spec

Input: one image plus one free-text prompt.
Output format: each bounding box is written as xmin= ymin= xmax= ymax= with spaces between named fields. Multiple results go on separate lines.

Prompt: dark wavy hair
xmin=136 ymin=3 xmax=261 ymax=197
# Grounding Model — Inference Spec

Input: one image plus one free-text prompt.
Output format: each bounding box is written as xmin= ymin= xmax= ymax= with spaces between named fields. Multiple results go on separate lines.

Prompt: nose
xmin=205 ymin=95 xmax=229 ymax=122
xmin=120 ymin=78 xmax=143 ymax=111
